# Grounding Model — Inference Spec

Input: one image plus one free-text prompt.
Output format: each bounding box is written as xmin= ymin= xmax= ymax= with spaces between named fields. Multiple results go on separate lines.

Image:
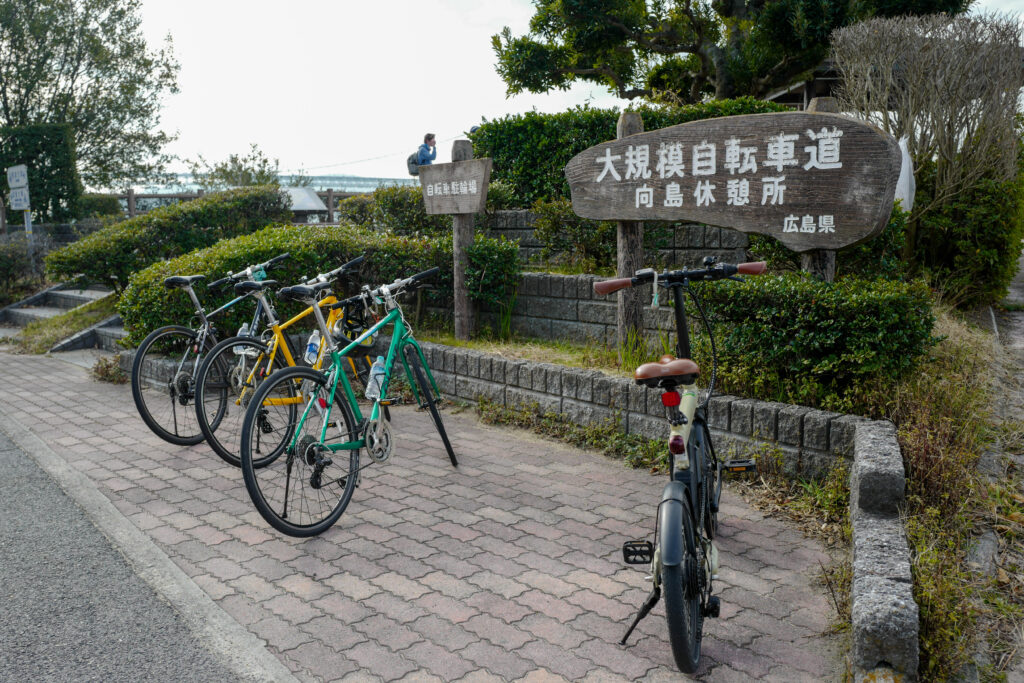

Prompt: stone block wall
xmin=419 ymin=340 xmax=860 ymax=481
xmin=484 ymin=209 xmax=749 ymax=268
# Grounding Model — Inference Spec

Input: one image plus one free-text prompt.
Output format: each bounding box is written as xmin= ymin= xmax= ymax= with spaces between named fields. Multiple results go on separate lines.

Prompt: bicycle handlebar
xmin=210 ymin=252 xmax=291 ymax=290
xmin=593 ymin=261 xmax=767 ymax=296
xmin=327 ymin=266 xmax=439 ymax=312
xmin=302 ymin=254 xmax=365 ymax=286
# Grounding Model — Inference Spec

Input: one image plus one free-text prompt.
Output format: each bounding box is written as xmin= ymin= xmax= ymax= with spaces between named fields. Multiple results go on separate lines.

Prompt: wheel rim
xmin=133 ymin=328 xmax=205 ymax=444
xmin=242 ymin=370 xmax=359 ymax=535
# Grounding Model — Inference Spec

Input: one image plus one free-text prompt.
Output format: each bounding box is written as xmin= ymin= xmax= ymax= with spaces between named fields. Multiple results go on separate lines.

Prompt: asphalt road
xmin=0 ymin=430 xmax=239 ymax=683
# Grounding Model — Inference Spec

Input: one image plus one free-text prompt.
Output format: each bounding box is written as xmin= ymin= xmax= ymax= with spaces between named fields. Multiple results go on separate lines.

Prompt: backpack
xmin=407 ymin=152 xmax=420 ymax=176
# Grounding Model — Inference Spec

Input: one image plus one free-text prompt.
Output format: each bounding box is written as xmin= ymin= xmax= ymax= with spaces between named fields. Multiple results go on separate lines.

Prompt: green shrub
xmin=471 ymin=97 xmax=787 ymax=204
xmin=701 ymin=273 xmax=938 ymax=411
xmin=911 ymin=159 xmax=1024 ymax=308
xmin=45 ymin=186 xmax=292 ymax=290
xmin=530 ymin=196 xmax=674 ymax=272
xmin=77 ymin=194 xmax=124 ymax=219
xmin=531 ymin=197 xmax=616 ymax=271
xmin=466 ymin=236 xmax=521 ymax=310
xmin=118 ymin=222 xmax=521 ymax=345
xmin=336 ymin=193 xmax=375 ymax=227
xmin=370 ymin=185 xmax=452 ymax=237
xmin=484 ymin=180 xmax=519 ymax=211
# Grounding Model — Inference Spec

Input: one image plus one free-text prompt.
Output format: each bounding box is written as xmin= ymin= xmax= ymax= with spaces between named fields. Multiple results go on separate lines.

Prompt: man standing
xmin=417 ymin=133 xmax=437 ymax=166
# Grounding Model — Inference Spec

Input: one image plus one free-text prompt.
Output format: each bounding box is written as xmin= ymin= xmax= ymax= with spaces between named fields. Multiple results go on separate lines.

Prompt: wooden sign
xmin=419 ymin=158 xmax=492 ymax=215
xmin=564 ymin=112 xmax=901 ymax=252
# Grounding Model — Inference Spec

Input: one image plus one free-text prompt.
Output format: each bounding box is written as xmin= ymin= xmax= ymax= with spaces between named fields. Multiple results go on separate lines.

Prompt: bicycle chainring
xmin=364 ymin=418 xmax=393 ymax=463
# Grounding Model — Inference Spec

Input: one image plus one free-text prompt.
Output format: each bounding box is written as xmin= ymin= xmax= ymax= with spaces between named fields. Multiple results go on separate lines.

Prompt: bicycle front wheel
xmin=131 ymin=325 xmax=211 ymax=446
xmin=195 ymin=336 xmax=286 ymax=468
xmin=404 ymin=346 xmax=456 ymax=467
xmin=661 ymin=501 xmax=705 ymax=674
xmin=240 ymin=366 xmax=360 ymax=537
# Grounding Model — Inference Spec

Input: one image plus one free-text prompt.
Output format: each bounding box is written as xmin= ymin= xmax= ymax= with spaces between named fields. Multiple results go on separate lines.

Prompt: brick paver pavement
xmin=1 ymin=352 xmax=843 ymax=682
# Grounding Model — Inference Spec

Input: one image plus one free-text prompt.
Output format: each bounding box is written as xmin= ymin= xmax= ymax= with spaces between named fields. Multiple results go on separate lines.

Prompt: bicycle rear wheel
xmin=661 ymin=501 xmax=704 ymax=674
xmin=131 ymin=325 xmax=211 ymax=446
xmin=195 ymin=336 xmax=286 ymax=468
xmin=240 ymin=366 xmax=360 ymax=537
xmin=404 ymin=346 xmax=456 ymax=467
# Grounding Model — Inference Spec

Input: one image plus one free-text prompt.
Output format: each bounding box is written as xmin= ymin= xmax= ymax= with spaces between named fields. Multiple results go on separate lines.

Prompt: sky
xmin=139 ymin=0 xmax=1022 ymax=183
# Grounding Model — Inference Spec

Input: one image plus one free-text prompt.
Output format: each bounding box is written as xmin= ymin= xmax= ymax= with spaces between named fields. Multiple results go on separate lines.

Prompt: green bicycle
xmin=239 ymin=267 xmax=454 ymax=537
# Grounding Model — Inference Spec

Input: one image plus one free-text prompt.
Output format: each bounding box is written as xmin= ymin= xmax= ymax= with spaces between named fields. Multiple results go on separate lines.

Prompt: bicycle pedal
xmin=704 ymin=596 xmax=721 ymax=618
xmin=723 ymin=458 xmax=757 ymax=474
xmin=622 ymin=540 xmax=654 ymax=565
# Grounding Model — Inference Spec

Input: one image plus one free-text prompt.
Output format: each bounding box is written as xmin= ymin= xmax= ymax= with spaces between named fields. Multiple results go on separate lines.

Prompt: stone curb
xmin=850 ymin=420 xmax=917 ymax=681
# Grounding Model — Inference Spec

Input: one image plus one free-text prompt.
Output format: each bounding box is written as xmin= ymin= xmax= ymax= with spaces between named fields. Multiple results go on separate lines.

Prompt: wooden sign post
xmin=420 ymin=143 xmax=492 ymax=340
xmin=564 ymin=107 xmax=901 ymax=277
xmin=616 ymin=112 xmax=645 ymax=360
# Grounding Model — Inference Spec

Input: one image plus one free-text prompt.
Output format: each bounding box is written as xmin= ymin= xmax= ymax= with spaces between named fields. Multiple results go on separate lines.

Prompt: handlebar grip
xmin=411 ymin=266 xmax=440 ymax=283
xmin=341 ymin=254 xmax=365 ymax=270
xmin=594 ymin=278 xmax=633 ymax=296
xmin=267 ymin=253 xmax=290 ymax=267
xmin=736 ymin=261 xmax=767 ymax=275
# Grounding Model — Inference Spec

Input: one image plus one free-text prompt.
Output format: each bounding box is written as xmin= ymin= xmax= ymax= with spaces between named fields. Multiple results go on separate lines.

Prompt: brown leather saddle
xmin=634 ymin=354 xmax=700 ymax=388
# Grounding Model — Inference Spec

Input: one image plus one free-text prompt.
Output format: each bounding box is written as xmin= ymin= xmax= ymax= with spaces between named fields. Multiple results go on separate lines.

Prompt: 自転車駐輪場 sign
xmin=563 ymin=112 xmax=901 ymax=252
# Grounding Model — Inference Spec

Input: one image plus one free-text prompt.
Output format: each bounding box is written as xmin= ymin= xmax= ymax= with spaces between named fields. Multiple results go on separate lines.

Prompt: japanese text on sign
xmin=594 ymin=128 xmax=844 ymax=236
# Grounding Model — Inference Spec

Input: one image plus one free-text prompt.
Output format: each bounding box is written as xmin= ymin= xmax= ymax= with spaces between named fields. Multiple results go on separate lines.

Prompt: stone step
xmin=46 ymin=288 xmax=111 ymax=310
xmin=95 ymin=325 xmax=127 ymax=353
xmin=5 ymin=306 xmax=67 ymax=327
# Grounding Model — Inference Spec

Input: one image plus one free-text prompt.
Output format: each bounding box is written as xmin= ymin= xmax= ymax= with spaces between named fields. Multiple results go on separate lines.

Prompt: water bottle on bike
xmin=365 ymin=356 xmax=386 ymax=401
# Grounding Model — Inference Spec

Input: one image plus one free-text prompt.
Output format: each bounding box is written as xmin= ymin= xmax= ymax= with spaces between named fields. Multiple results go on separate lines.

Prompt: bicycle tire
xmin=404 ymin=346 xmax=457 ymax=467
xmin=131 ymin=325 xmax=213 ymax=446
xmin=661 ymin=500 xmax=704 ymax=674
xmin=240 ymin=366 xmax=360 ymax=537
xmin=195 ymin=336 xmax=287 ymax=468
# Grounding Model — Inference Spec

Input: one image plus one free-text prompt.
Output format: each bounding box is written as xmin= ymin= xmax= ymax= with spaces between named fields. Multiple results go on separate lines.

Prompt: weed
xmin=91 ymin=355 xmax=127 ymax=384
xmin=497 ymin=290 xmax=517 ymax=341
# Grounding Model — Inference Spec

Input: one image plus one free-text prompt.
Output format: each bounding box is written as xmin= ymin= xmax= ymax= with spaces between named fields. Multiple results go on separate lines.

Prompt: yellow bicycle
xmin=194 ymin=256 xmax=373 ymax=467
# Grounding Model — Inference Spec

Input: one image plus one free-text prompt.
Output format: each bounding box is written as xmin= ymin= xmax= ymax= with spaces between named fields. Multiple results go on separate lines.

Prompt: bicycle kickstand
xmin=620 ymin=586 xmax=660 ymax=645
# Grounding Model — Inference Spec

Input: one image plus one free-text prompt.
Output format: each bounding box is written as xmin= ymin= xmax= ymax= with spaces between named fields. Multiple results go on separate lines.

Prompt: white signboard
xmin=7 ymin=165 xmax=28 ymax=189
xmin=9 ymin=187 xmax=30 ymax=211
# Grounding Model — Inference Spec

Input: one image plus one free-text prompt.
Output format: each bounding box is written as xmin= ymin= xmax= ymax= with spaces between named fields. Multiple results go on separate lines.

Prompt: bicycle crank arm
xmin=621 ymin=586 xmax=661 ymax=645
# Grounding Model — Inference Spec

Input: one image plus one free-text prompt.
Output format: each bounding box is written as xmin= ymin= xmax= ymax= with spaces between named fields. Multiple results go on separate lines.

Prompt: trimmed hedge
xmin=701 ymin=272 xmax=938 ymax=412
xmin=46 ymin=186 xmax=292 ymax=290
xmin=471 ymin=97 xmax=787 ymax=204
xmin=337 ymin=182 xmax=522 ymax=236
xmin=118 ymin=222 xmax=520 ymax=345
